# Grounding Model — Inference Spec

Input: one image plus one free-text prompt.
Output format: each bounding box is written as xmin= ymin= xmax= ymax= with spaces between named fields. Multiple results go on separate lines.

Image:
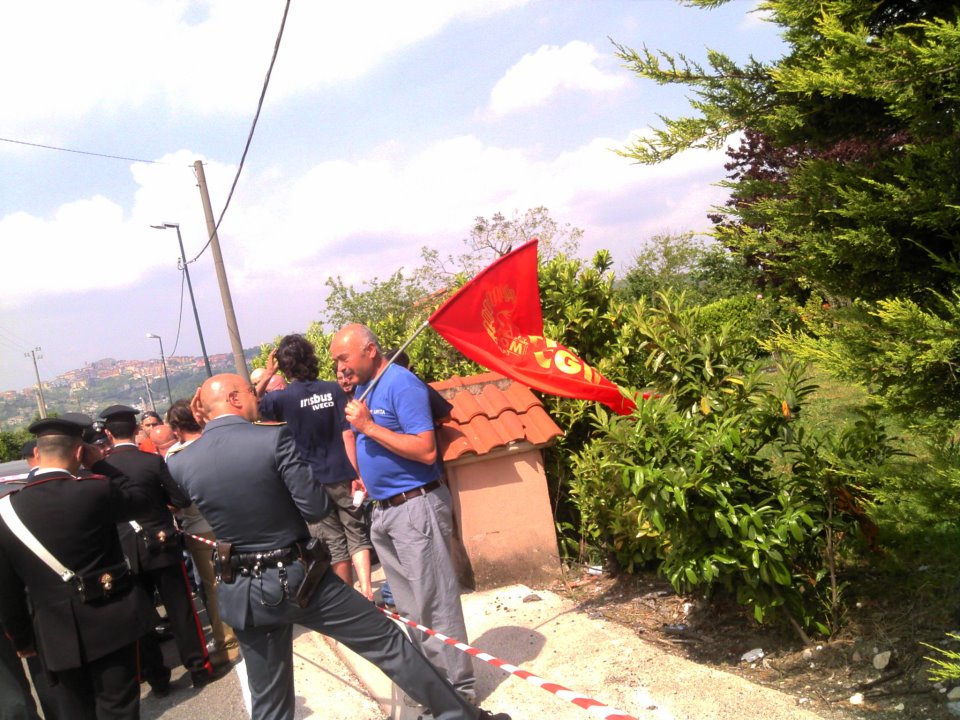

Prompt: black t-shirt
xmin=258 ymin=380 xmax=356 ymax=485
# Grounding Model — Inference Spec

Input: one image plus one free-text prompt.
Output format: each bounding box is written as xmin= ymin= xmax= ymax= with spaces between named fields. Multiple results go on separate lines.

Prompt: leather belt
xmin=231 ymin=546 xmax=300 ymax=570
xmin=378 ymin=480 xmax=441 ymax=509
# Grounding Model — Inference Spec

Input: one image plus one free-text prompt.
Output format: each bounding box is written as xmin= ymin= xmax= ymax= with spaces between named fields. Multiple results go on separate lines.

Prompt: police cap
xmin=99 ymin=404 xmax=139 ymax=423
xmin=28 ymin=413 xmax=94 ymax=438
xmin=82 ymin=421 xmax=109 ymax=445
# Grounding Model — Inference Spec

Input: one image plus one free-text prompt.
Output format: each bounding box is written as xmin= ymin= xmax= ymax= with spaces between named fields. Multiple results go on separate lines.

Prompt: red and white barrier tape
xmin=185 ymin=532 xmax=217 ymax=547
xmin=376 ymin=605 xmax=639 ymax=720
xmin=186 ymin=533 xmax=635 ymax=718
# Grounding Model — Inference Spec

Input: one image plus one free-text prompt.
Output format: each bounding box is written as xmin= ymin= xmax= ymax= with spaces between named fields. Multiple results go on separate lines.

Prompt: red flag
xmin=428 ymin=239 xmax=637 ymax=415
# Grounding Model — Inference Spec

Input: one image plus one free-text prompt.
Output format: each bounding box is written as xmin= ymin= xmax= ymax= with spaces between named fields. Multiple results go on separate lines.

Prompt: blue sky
xmin=0 ymin=0 xmax=784 ymax=393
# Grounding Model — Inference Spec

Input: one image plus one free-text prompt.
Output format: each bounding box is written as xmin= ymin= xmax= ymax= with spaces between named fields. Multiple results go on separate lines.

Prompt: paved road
xmin=136 ymin=575 xmax=830 ymax=720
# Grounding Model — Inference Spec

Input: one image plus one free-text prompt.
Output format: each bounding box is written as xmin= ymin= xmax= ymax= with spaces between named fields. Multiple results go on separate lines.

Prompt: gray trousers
xmin=370 ymin=484 xmax=476 ymax=700
xmin=232 ymin=565 xmax=478 ymax=720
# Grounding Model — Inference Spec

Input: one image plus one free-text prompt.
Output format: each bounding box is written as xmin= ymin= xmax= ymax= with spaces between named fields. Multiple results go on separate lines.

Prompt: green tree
xmin=616 ymin=0 xmax=960 ymax=300
xmin=418 ymin=206 xmax=584 ymax=293
xmin=619 ymin=232 xmax=760 ymax=305
xmin=615 ymin=0 xmax=960 ymax=428
xmin=0 ymin=427 xmax=32 ymax=462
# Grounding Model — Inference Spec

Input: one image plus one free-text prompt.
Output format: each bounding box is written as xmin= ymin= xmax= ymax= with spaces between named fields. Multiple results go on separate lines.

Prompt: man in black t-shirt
xmin=255 ymin=334 xmax=374 ymax=600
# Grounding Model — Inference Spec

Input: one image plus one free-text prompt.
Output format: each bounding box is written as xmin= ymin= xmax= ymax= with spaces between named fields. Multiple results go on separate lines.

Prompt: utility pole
xmin=24 ymin=347 xmax=47 ymax=418
xmin=138 ymin=375 xmax=156 ymax=412
xmin=194 ymin=160 xmax=249 ymax=382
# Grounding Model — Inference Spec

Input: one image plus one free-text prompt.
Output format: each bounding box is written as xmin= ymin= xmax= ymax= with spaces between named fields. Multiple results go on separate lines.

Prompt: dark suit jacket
xmin=105 ymin=444 xmax=191 ymax=573
xmin=0 ymin=465 xmax=158 ymax=672
xmin=167 ymin=415 xmax=330 ymax=629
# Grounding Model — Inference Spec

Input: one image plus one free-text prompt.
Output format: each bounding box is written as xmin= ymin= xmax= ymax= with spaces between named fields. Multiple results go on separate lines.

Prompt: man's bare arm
xmin=345 ymin=400 xmax=436 ymax=465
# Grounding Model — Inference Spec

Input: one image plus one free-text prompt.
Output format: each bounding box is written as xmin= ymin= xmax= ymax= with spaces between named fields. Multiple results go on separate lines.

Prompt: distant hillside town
xmin=1 ymin=352 xmax=245 ymax=428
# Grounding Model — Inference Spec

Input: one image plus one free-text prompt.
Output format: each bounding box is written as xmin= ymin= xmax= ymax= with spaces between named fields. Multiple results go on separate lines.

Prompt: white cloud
xmin=205 ymin=128 xmax=730 ymax=284
xmin=0 ymin=128 xmax=730 ymax=315
xmin=2 ymin=197 xmax=132 ymax=300
xmin=0 ymin=149 xmax=240 ymax=306
xmin=740 ymin=1 xmax=777 ymax=30
xmin=486 ymin=41 xmax=628 ymax=118
xmin=0 ymin=0 xmax=529 ymax=137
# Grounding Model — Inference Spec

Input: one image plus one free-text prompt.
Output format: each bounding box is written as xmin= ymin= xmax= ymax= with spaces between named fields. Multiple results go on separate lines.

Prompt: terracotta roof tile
xmin=430 ymin=372 xmax=563 ymax=463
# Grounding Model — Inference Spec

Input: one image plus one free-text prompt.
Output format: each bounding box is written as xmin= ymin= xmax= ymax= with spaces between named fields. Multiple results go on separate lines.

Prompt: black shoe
xmin=149 ymin=679 xmax=170 ymax=698
xmin=190 ymin=670 xmax=211 ymax=689
xmin=478 ymin=711 xmax=511 ymax=720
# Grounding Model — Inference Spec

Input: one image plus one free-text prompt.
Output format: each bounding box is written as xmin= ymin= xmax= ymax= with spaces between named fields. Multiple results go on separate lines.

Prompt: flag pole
xmin=356 ymin=320 xmax=430 ymax=403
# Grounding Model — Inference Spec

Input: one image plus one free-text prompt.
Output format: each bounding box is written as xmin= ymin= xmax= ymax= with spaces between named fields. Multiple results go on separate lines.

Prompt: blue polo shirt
xmin=258 ymin=379 xmax=356 ymax=486
xmin=353 ymin=364 xmax=440 ymax=501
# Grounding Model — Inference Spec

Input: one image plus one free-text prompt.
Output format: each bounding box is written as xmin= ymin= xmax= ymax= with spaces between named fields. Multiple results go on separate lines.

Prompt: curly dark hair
xmin=166 ymin=399 xmax=201 ymax=434
xmin=276 ymin=334 xmax=319 ymax=382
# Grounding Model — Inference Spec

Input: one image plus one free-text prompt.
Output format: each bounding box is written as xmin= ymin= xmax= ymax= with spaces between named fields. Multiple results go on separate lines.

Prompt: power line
xmin=0 ymin=136 xmax=165 ymax=164
xmin=168 ymin=264 xmax=187 ymax=357
xmin=0 ymin=326 xmax=33 ymax=352
xmin=0 ymin=320 xmax=34 ymax=347
xmin=190 ymin=0 xmax=291 ymax=263
xmin=0 ymin=335 xmax=25 ymax=354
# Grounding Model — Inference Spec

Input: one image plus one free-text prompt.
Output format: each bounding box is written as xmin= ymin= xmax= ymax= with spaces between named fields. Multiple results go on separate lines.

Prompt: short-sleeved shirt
xmin=353 ymin=364 xmax=440 ymax=501
xmin=258 ymin=379 xmax=356 ymax=486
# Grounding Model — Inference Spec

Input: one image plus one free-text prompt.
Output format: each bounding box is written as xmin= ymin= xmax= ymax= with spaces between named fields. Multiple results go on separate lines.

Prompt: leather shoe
xmin=190 ymin=670 xmax=212 ymax=689
xmin=478 ymin=711 xmax=511 ymax=720
xmin=149 ymin=679 xmax=170 ymax=698
xmin=193 ymin=665 xmax=232 ymax=689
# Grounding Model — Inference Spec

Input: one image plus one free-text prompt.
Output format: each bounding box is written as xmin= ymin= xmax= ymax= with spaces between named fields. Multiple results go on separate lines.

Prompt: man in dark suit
xmin=0 ymin=413 xmax=158 ymax=720
xmin=99 ymin=405 xmax=213 ymax=694
xmin=168 ymin=374 xmax=510 ymax=720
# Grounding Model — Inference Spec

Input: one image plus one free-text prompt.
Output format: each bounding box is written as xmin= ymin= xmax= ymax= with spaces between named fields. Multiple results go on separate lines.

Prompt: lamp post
xmin=151 ymin=222 xmax=212 ymax=377
xmin=146 ymin=333 xmax=173 ymax=410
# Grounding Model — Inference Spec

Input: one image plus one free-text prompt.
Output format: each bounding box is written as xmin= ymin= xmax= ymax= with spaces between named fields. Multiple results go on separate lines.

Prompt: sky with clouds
xmin=0 ymin=0 xmax=783 ymax=394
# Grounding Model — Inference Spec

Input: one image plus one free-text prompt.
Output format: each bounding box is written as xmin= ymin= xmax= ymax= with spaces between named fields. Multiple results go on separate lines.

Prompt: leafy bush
xmin=695 ymin=293 xmax=800 ymax=358
xmin=0 ymin=428 xmax=32 ymax=463
xmin=570 ymin=293 xmax=898 ymax=637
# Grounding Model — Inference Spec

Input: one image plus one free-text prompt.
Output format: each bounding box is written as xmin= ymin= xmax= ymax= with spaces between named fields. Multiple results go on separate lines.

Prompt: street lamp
xmin=151 ymin=222 xmax=213 ymax=377
xmin=146 ymin=333 xmax=173 ymax=410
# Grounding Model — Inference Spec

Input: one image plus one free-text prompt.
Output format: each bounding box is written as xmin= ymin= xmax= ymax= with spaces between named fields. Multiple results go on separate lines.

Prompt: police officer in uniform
xmin=0 ymin=440 xmax=48 ymax=720
xmin=98 ymin=405 xmax=213 ymax=694
xmin=168 ymin=374 xmax=511 ymax=720
xmin=0 ymin=413 xmax=157 ymax=719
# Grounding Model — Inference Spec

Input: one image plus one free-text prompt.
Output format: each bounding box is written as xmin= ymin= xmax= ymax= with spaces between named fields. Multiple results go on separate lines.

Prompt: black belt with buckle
xmin=377 ymin=480 xmax=441 ymax=509
xmin=231 ymin=546 xmax=300 ymax=571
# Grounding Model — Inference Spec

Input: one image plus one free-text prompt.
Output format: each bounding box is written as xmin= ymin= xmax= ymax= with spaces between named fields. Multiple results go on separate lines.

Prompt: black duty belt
xmin=377 ymin=480 xmax=441 ymax=509
xmin=231 ymin=545 xmax=300 ymax=571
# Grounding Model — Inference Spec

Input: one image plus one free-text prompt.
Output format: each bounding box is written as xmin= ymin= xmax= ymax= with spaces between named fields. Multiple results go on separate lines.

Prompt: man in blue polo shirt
xmin=330 ymin=323 xmax=477 ymax=706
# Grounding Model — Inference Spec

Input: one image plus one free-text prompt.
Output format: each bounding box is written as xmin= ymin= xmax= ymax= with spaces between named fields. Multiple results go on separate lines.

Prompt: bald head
xmin=198 ymin=373 xmax=260 ymax=423
xmin=149 ymin=424 xmax=177 ymax=457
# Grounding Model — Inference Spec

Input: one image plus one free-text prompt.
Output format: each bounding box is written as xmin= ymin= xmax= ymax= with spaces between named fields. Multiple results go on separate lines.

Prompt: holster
xmin=215 ymin=541 xmax=235 ymax=584
xmin=141 ymin=528 xmax=182 ymax=554
xmin=293 ymin=538 xmax=331 ymax=608
xmin=74 ymin=558 xmax=132 ymax=604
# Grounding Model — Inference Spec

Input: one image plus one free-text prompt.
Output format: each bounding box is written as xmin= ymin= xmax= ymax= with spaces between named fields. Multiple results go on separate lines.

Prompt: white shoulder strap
xmin=0 ymin=495 xmax=75 ymax=582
